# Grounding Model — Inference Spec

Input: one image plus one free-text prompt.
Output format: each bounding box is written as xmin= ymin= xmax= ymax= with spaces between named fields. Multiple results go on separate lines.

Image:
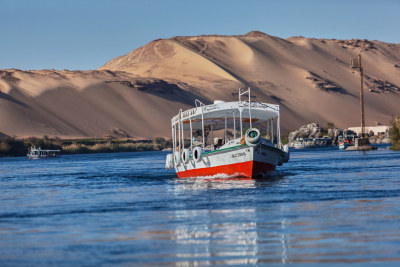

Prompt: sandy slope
xmin=0 ymin=70 xmax=202 ymax=138
xmin=1 ymin=31 xmax=400 ymax=138
xmin=100 ymin=31 xmax=400 ymax=132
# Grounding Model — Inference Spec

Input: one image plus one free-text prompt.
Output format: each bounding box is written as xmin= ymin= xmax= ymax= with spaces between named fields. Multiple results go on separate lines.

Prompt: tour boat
xmin=165 ymin=88 xmax=290 ymax=178
xmin=27 ymin=146 xmax=61 ymax=159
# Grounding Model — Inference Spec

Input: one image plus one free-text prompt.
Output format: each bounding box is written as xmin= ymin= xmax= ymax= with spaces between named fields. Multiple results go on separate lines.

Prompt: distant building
xmin=347 ymin=126 xmax=389 ymax=136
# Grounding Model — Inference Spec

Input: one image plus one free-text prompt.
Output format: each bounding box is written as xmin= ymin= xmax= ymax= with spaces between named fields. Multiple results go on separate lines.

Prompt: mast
xmin=351 ymin=54 xmax=365 ymax=137
xmin=360 ymin=56 xmax=365 ymax=137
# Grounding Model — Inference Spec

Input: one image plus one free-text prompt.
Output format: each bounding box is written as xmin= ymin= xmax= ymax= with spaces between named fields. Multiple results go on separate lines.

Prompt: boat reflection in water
xmin=172 ymin=208 xmax=259 ymax=265
xmin=168 ymin=176 xmax=290 ymax=265
xmin=172 ymin=171 xmax=287 ymax=190
xmin=174 ymin=175 xmax=257 ymax=190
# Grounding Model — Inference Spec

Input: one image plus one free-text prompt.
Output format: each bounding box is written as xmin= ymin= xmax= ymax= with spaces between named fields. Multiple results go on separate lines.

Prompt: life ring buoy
xmin=245 ymin=128 xmax=261 ymax=147
xmin=165 ymin=154 xmax=173 ymax=170
xmin=181 ymin=148 xmax=190 ymax=164
xmin=174 ymin=151 xmax=181 ymax=166
xmin=193 ymin=146 xmax=203 ymax=162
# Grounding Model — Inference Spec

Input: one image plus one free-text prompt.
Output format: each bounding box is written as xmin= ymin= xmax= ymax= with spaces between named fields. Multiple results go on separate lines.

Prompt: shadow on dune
xmin=0 ymin=91 xmax=31 ymax=109
xmin=105 ymin=79 xmax=209 ymax=106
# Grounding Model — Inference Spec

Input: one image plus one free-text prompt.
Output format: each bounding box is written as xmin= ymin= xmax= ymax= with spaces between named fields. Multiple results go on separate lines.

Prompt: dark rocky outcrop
xmin=288 ymin=123 xmax=330 ymax=143
xmin=305 ymin=72 xmax=350 ymax=95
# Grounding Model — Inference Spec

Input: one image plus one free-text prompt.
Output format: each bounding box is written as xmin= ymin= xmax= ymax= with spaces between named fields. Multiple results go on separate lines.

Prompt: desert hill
xmin=0 ymin=69 xmax=202 ymax=138
xmin=1 ymin=31 xmax=400 ymax=138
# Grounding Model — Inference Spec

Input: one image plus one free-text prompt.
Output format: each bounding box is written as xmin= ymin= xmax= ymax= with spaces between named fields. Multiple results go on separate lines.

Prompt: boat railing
xmin=195 ymin=99 xmax=205 ymax=108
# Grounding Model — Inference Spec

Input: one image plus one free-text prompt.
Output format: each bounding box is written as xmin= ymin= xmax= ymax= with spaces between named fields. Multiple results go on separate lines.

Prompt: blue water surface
xmin=1 ymin=147 xmax=400 ymax=265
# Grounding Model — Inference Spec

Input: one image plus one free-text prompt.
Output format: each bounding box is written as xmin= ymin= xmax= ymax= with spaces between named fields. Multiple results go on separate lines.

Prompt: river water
xmin=1 ymin=147 xmax=400 ymax=265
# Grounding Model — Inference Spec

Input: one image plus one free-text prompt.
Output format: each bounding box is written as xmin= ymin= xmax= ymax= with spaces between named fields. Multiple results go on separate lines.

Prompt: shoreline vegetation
xmin=0 ymin=137 xmax=172 ymax=157
xmin=390 ymin=115 xmax=400 ymax=150
xmin=1 ymin=119 xmax=399 ymax=157
xmin=1 ymin=134 xmax=281 ymax=157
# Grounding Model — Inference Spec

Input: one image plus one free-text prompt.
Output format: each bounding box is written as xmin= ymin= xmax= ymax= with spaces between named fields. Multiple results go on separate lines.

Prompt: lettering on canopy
xmin=204 ymin=104 xmax=220 ymax=112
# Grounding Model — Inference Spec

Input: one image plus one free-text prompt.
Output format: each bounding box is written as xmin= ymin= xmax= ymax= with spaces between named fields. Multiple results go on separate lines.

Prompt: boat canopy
xmin=171 ymin=101 xmax=280 ymax=131
xmin=171 ymin=88 xmax=282 ymax=151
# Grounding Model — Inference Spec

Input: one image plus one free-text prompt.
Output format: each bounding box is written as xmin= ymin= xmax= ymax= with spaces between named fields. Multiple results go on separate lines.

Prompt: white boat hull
xmin=175 ymin=144 xmax=283 ymax=178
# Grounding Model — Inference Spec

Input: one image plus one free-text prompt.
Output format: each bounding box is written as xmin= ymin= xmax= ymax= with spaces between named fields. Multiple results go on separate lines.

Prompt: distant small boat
xmin=338 ymin=140 xmax=350 ymax=150
xmin=27 ymin=146 xmax=61 ymax=159
xmin=338 ymin=132 xmax=357 ymax=150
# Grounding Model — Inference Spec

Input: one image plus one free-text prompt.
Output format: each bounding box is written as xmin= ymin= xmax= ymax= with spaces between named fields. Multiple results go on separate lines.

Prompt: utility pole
xmin=350 ymin=54 xmax=365 ymax=137
xmin=346 ymin=54 xmax=377 ymax=151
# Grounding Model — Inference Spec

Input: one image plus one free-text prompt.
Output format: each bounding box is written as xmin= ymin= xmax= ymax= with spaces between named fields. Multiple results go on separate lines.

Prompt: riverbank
xmin=0 ymin=137 xmax=172 ymax=157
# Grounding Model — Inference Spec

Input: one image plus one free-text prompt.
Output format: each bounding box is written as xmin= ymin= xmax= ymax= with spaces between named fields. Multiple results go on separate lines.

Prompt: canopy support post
xmin=190 ymin=118 xmax=193 ymax=151
xmin=180 ymin=111 xmax=184 ymax=150
xmin=277 ymin=110 xmax=281 ymax=147
xmin=178 ymin=120 xmax=181 ymax=151
xmin=201 ymin=107 xmax=205 ymax=148
xmin=240 ymin=110 xmax=243 ymax=138
xmin=175 ymin=124 xmax=177 ymax=152
xmin=224 ymin=116 xmax=227 ymax=144
xmin=248 ymin=87 xmax=252 ymax=129
xmin=271 ymin=118 xmax=274 ymax=144
xmin=233 ymin=112 xmax=236 ymax=139
xmin=211 ymin=124 xmax=214 ymax=150
xmin=172 ymin=123 xmax=176 ymax=152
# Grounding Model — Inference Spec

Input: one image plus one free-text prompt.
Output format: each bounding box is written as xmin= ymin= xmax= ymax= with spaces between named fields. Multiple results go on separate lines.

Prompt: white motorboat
xmin=27 ymin=146 xmax=61 ymax=159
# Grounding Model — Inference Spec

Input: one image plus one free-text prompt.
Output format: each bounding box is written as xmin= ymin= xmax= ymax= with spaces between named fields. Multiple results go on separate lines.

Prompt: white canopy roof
xmin=172 ymin=101 xmax=280 ymax=131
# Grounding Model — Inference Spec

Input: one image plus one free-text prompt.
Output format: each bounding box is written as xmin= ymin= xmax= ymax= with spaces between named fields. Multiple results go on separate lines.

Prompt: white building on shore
xmin=347 ymin=125 xmax=389 ymax=136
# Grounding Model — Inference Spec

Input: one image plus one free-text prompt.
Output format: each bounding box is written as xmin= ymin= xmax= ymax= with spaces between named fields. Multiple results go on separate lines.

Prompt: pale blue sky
xmin=0 ymin=0 xmax=399 ymax=70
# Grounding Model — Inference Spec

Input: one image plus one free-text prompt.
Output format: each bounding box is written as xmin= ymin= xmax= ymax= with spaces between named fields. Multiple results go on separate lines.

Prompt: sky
xmin=1 ymin=0 xmax=399 ymax=70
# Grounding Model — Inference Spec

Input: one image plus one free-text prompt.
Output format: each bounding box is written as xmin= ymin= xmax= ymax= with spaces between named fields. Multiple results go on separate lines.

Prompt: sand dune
xmin=1 ymin=31 xmax=400 ymax=138
xmin=0 ymin=70 xmax=201 ymax=138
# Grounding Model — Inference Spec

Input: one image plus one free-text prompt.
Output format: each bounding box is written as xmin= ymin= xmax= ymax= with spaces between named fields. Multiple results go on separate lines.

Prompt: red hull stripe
xmin=176 ymin=160 xmax=276 ymax=178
